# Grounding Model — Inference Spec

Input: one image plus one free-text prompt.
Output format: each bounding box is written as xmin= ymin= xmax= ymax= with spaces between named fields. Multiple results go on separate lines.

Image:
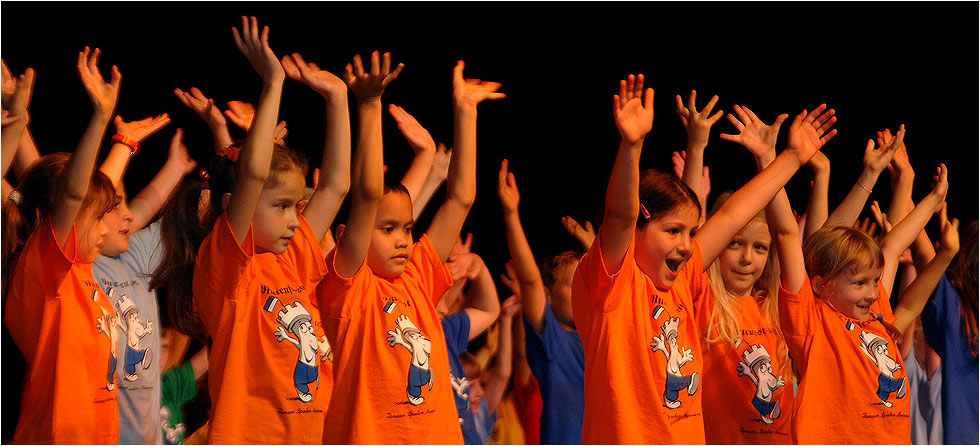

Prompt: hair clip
xmin=217 ymin=145 xmax=240 ymax=162
xmin=199 ymin=170 xmax=210 ymax=189
xmin=639 ymin=203 xmax=652 ymax=220
xmin=7 ymin=190 xmax=22 ymax=205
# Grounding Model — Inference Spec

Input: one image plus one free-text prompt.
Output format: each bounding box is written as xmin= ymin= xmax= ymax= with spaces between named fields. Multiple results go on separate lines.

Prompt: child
xmin=498 ymin=158 xmax=585 ymax=445
xmin=921 ymin=220 xmax=978 ymax=444
xmin=159 ymin=324 xmax=209 ymax=445
xmin=571 ymin=74 xmax=829 ymax=444
xmin=185 ymin=17 xmax=350 ymax=444
xmin=2 ymin=48 xmax=122 ymax=444
xmin=316 ymin=58 xmax=502 ymax=444
xmin=770 ymin=136 xmax=956 ymax=446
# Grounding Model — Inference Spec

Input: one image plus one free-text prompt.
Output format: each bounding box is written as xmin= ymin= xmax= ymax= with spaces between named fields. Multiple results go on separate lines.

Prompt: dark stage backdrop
xmin=3 ymin=1 xmax=977 ymax=289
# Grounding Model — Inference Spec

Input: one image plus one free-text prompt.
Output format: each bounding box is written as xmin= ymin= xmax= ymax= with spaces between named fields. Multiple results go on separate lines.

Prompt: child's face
xmin=367 ymin=192 xmax=415 ymax=279
xmin=253 ymin=168 xmax=305 ymax=254
xmin=549 ymin=261 xmax=578 ymax=327
xmin=100 ymin=184 xmax=134 ymax=257
xmin=635 ymin=203 xmax=700 ymax=291
xmin=814 ymin=265 xmax=882 ymax=320
xmin=718 ymin=220 xmax=771 ymax=296
xmin=468 ymin=375 xmax=485 ymax=415
xmin=77 ymin=207 xmax=109 ymax=264
xmin=160 ymin=329 xmax=173 ymax=372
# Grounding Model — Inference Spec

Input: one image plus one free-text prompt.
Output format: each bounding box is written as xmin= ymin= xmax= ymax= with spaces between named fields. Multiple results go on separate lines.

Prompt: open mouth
xmin=665 ymin=258 xmax=683 ymax=273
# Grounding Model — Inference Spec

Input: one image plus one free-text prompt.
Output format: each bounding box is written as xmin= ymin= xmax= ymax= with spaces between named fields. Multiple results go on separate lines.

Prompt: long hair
xmin=149 ymin=142 xmax=308 ymax=339
xmin=637 ymin=169 xmax=701 ymax=227
xmin=948 ymin=220 xmax=979 ymax=357
xmin=2 ymin=153 xmax=114 ymax=300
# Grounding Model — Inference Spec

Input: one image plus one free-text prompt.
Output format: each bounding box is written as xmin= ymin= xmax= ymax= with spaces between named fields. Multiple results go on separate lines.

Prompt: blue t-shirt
xmin=442 ymin=311 xmax=476 ymax=442
xmin=93 ymin=222 xmax=164 ymax=444
xmin=523 ymin=302 xmax=585 ymax=445
xmin=921 ymin=274 xmax=978 ymax=445
xmin=460 ymin=400 xmax=497 ymax=445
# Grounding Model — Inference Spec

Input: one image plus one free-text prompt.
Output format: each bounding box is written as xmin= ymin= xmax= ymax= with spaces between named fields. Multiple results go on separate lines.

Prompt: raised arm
xmin=281 ymin=52 xmax=351 ymax=240
xmin=126 ymin=129 xmax=198 ymax=229
xmin=701 ymin=105 xmax=835 ymax=271
xmin=877 ymin=164 xmax=948 ymax=295
xmin=880 ymin=128 xmax=936 ymax=271
xmin=52 ymin=47 xmax=120 ymax=243
xmin=892 ymin=202 xmax=959 ymax=335
xmin=562 ymin=215 xmax=595 ymax=251
xmin=224 ymin=16 xmax=285 ymax=244
xmin=333 ymin=51 xmax=402 ymax=278
xmin=412 ymin=143 xmax=450 ymax=219
xmin=174 ymin=86 xmax=233 ymax=153
xmin=425 ymin=61 xmax=504 ymax=260
xmin=498 ymin=159 xmax=549 ymax=332
xmin=600 ymin=74 xmax=654 ymax=273
xmin=456 ymin=253 xmax=502 ymax=340
xmin=2 ymin=65 xmax=34 ymax=184
xmin=803 ymin=151 xmax=830 ymax=239
xmin=674 ymin=90 xmax=722 ymax=220
xmin=99 ymin=114 xmax=171 ymax=185
xmin=824 ymin=126 xmax=904 ymax=227
xmin=483 ymin=295 xmax=520 ymax=415
xmin=388 ymin=104 xmax=436 ymax=201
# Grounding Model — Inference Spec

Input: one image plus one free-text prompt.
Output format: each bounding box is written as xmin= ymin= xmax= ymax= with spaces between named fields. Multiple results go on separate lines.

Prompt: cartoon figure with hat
xmin=116 ymin=292 xmax=153 ymax=381
xmin=650 ymin=316 xmax=700 ymax=409
xmin=858 ymin=330 xmax=906 ymax=408
xmin=273 ymin=300 xmax=330 ymax=403
xmin=736 ymin=344 xmax=785 ymax=424
xmin=386 ymin=314 xmax=433 ymax=405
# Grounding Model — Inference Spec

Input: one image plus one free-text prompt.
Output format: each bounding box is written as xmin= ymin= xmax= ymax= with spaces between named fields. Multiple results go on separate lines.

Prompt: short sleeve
xmin=196 ymin=213 xmax=253 ymax=294
xmin=921 ymin=274 xmax=955 ymax=356
xmin=442 ymin=311 xmax=471 ymax=354
xmin=318 ymin=246 xmax=373 ymax=318
xmin=574 ymin=233 xmax=635 ymax=313
xmin=778 ymin=275 xmax=815 ymax=338
xmin=280 ymin=215 xmax=328 ymax=285
xmin=32 ymin=218 xmax=77 ymax=297
xmin=524 ymin=303 xmax=562 ymax=362
xmin=162 ymin=361 xmax=198 ymax=408
xmin=873 ymin=280 xmax=896 ymax=325
xmin=120 ymin=221 xmax=163 ymax=276
xmin=405 ymin=234 xmax=453 ymax=306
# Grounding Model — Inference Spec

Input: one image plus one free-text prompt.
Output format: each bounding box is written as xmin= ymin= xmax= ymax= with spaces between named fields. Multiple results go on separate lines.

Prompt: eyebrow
xmin=378 ymin=218 xmax=414 ymax=226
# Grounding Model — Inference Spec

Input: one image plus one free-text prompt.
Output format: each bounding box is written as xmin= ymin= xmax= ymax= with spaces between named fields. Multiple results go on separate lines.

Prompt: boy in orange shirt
xmin=317 ymin=57 xmax=503 ymax=444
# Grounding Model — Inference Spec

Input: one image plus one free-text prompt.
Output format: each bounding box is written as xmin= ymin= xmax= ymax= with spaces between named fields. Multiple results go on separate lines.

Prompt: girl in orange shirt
xmin=2 ymin=48 xmax=122 ymax=444
xmin=570 ymin=74 xmax=832 ymax=444
xmin=162 ymin=17 xmax=351 ymax=444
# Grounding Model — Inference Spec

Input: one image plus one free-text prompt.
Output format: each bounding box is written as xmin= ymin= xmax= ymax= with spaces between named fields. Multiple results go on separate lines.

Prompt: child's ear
xmin=221 ymin=192 xmax=231 ymax=211
xmin=335 ymin=224 xmax=346 ymax=241
xmin=811 ymin=275 xmax=825 ymax=296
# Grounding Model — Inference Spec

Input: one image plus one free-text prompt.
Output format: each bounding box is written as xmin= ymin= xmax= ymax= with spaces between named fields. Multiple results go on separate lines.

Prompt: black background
xmin=3 ymin=1 xmax=977 ymax=288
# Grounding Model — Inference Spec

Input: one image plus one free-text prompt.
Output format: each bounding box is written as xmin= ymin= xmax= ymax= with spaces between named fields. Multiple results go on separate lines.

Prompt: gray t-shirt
xmin=93 ymin=222 xmax=164 ymax=444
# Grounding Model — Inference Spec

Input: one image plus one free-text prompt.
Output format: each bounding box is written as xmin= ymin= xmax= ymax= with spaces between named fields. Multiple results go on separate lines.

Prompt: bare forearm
xmin=128 ymin=161 xmax=188 ymax=229
xmin=894 ymin=249 xmax=956 ymax=335
xmin=412 ymin=171 xmax=444 ymax=220
xmin=825 ymin=168 xmax=881 ymax=227
xmin=503 ymin=211 xmax=547 ymax=328
xmin=804 ymin=169 xmax=830 ymax=239
xmin=681 ymin=146 xmax=705 ymax=206
xmin=99 ymin=143 xmax=135 ymax=185
xmin=303 ymin=97 xmax=352 ymax=238
xmin=208 ymin=119 xmax=234 ymax=154
xmin=446 ymin=106 xmax=477 ymax=209
xmin=12 ymin=128 xmax=40 ymax=178
xmin=401 ymin=149 xmax=434 ymax=202
xmin=238 ymin=80 xmax=282 ymax=182
xmin=352 ymin=100 xmax=384 ymax=202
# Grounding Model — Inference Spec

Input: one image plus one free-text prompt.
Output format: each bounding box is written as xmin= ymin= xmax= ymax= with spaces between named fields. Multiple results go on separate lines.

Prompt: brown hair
xmin=539 ymin=250 xmax=583 ymax=291
xmin=637 ymin=169 xmax=701 ymax=227
xmin=948 ymin=220 xmax=978 ymax=357
xmin=3 ymin=153 xmax=115 ymax=299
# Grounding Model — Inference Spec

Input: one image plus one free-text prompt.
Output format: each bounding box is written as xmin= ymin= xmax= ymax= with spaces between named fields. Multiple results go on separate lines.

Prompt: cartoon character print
xmin=386 ymin=314 xmax=434 ymax=406
xmin=736 ymin=344 xmax=785 ymax=424
xmin=272 ymin=301 xmax=331 ymax=403
xmin=115 ymin=291 xmax=154 ymax=382
xmin=858 ymin=330 xmax=907 ymax=408
xmin=95 ymin=302 xmax=121 ymax=391
xmin=649 ymin=316 xmax=700 ymax=409
xmin=160 ymin=406 xmax=186 ymax=445
xmin=450 ymin=372 xmax=470 ymax=423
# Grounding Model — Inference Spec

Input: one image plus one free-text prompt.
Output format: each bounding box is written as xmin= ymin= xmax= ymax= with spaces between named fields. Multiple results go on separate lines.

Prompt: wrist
xmin=453 ymin=102 xmax=478 ymax=117
xmin=685 ymin=139 xmax=708 ymax=152
xmin=857 ymin=169 xmax=880 ymax=193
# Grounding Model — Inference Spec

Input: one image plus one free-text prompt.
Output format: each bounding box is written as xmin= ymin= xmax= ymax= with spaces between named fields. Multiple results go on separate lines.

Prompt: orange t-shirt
xmin=779 ymin=275 xmax=910 ymax=444
xmin=571 ymin=234 xmax=707 ymax=444
xmin=697 ymin=288 xmax=795 ymax=444
xmin=193 ymin=214 xmax=330 ymax=444
xmin=4 ymin=218 xmax=118 ymax=444
xmin=317 ymin=234 xmax=462 ymax=445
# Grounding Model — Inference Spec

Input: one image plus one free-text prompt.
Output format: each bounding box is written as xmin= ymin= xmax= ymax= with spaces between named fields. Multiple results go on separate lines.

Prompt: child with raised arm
xmin=316 ymin=58 xmax=502 ymax=444
xmin=498 ymin=158 xmax=585 ymax=444
xmin=93 ymin=114 xmax=198 ymax=444
xmin=770 ymin=122 xmax=955 ymax=446
xmin=571 ymin=74 xmax=828 ymax=444
xmin=3 ymin=48 xmax=122 ymax=444
xmin=185 ymin=17 xmax=349 ymax=444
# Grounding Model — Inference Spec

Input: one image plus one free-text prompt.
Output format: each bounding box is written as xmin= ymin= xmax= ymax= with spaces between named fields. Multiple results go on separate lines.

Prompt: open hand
xmin=77 ymin=47 xmax=120 ymax=115
xmin=719 ymin=105 xmax=788 ymax=158
xmin=282 ymin=52 xmax=347 ymax=98
xmin=113 ymin=114 xmax=171 ymax=143
xmin=613 ymin=74 xmax=654 ymax=146
xmin=389 ymin=104 xmax=437 ymax=155
xmin=343 ymin=51 xmax=403 ymax=102
xmin=675 ymin=90 xmax=723 ymax=148
xmin=864 ymin=124 xmax=904 ymax=174
xmin=231 ymin=16 xmax=284 ymax=82
xmin=497 ymin=159 xmax=520 ymax=214
xmin=501 ymin=294 xmax=522 ymax=319
xmin=452 ymin=60 xmax=505 ymax=109
xmin=168 ymin=128 xmax=198 ymax=175
xmin=174 ymin=87 xmax=226 ymax=127
xmin=561 ymin=215 xmax=595 ymax=250
xmin=937 ymin=202 xmax=960 ymax=255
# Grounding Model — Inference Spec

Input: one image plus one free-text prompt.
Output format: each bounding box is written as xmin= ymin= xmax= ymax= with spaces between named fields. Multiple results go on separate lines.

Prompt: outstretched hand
xmin=282 ymin=52 xmax=347 ymax=99
xmin=224 ymin=100 xmax=287 ymax=142
xmin=342 ymin=51 xmax=403 ymax=102
xmin=452 ymin=60 xmax=505 ymax=109
xmin=174 ymin=87 xmax=226 ymax=127
xmin=389 ymin=104 xmax=437 ymax=155
xmin=613 ymin=74 xmax=654 ymax=146
xmin=497 ymin=159 xmax=520 ymax=214
xmin=113 ymin=114 xmax=171 ymax=143
xmin=168 ymin=128 xmax=198 ymax=175
xmin=562 ymin=215 xmax=595 ymax=250
xmin=77 ymin=46 xmax=121 ymax=115
xmin=499 ymin=260 xmax=520 ymax=297
xmin=864 ymin=124 xmax=904 ymax=174
xmin=785 ymin=104 xmax=837 ymax=165
xmin=719 ymin=104 xmax=788 ymax=158
xmin=231 ymin=16 xmax=284 ymax=82
xmin=675 ymin=90 xmax=723 ymax=148
xmin=927 ymin=163 xmax=949 ymax=207
xmin=937 ymin=202 xmax=960 ymax=255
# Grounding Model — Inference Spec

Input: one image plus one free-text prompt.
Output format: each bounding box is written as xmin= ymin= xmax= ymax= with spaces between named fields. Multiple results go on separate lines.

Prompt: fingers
xmin=675 ymin=94 xmax=686 ymax=113
xmin=370 ymin=51 xmax=381 ymax=76
xmin=498 ymin=159 xmax=509 ymax=188
xmin=702 ymin=94 xmax=720 ymax=117
xmin=687 ymin=89 xmax=697 ymax=111
xmin=626 ymin=74 xmax=636 ymax=100
xmin=352 ymin=54 xmax=365 ymax=77
xmin=771 ymin=113 xmax=790 ymax=131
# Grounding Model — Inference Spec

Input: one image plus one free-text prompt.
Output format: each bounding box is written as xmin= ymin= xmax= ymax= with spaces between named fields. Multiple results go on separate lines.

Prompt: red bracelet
xmin=112 ymin=134 xmax=140 ymax=156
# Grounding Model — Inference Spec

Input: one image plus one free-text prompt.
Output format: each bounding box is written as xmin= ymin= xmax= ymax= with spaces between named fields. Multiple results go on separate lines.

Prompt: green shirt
xmin=161 ymin=361 xmax=197 ymax=444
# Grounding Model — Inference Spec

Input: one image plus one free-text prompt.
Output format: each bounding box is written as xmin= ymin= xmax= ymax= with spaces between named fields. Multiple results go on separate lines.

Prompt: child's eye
xmin=382 ymin=227 xmax=393 ymax=234
xmin=689 ymin=230 xmax=696 ymax=238
xmin=755 ymin=244 xmax=768 ymax=252
xmin=667 ymin=228 xmax=679 ymax=234
xmin=729 ymin=241 xmax=742 ymax=248
xmin=404 ymin=226 xmax=413 ymax=233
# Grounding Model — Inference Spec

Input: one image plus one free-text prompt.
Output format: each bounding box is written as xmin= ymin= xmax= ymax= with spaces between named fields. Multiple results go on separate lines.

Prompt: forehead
xmin=734 ymin=220 xmax=772 ymax=243
xmin=376 ymin=192 xmax=413 ymax=224
xmin=653 ymin=203 xmax=699 ymax=227
xmin=262 ymin=169 xmax=306 ymax=199
xmin=838 ymin=265 xmax=883 ymax=281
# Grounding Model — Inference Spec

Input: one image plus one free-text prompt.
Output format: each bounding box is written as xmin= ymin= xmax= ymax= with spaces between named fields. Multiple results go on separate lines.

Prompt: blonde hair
xmin=704 ymin=192 xmax=788 ymax=378
xmin=803 ymin=226 xmax=884 ymax=281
